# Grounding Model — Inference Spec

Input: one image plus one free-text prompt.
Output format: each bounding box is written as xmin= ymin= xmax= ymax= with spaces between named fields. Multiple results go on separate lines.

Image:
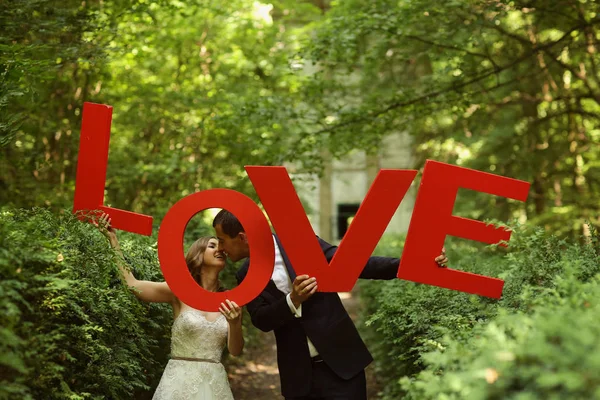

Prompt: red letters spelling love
xmin=74 ymin=102 xmax=531 ymax=311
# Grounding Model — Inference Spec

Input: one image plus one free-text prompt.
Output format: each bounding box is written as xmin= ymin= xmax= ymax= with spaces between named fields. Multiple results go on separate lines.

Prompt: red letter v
xmin=246 ymin=166 xmax=416 ymax=291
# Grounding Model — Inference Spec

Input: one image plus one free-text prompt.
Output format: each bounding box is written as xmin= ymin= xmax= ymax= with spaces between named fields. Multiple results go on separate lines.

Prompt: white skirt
xmin=153 ymin=359 xmax=234 ymax=400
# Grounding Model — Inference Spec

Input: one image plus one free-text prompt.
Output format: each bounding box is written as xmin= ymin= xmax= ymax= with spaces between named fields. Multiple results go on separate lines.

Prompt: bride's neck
xmin=200 ymin=269 xmax=219 ymax=292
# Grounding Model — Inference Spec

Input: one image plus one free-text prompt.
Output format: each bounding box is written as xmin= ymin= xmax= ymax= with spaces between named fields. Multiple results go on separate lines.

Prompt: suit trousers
xmin=285 ymin=359 xmax=367 ymax=400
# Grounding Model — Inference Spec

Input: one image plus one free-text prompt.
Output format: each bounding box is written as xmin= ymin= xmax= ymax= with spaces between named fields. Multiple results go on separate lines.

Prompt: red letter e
xmin=398 ymin=160 xmax=530 ymax=299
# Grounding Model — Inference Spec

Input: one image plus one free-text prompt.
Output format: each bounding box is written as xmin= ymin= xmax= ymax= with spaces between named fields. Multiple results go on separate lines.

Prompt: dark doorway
xmin=337 ymin=203 xmax=360 ymax=240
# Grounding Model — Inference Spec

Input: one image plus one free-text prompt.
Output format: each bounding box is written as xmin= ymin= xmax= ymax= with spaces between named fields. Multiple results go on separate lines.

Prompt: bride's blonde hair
xmin=185 ymin=236 xmax=225 ymax=292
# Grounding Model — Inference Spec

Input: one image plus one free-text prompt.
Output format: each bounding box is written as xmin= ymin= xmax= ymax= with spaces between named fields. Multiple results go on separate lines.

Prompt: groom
xmin=213 ymin=209 xmax=447 ymax=399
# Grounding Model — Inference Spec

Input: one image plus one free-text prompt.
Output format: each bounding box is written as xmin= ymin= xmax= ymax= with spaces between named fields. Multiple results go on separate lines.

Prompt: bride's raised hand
xmin=93 ymin=212 xmax=118 ymax=247
xmin=219 ymin=299 xmax=242 ymax=326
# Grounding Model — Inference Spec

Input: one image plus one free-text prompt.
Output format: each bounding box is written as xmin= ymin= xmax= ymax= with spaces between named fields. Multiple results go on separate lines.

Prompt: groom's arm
xmin=318 ymin=236 xmax=447 ymax=280
xmin=236 ymin=268 xmax=296 ymax=332
xmin=246 ymin=294 xmax=298 ymax=333
xmin=318 ymin=237 xmax=399 ymax=280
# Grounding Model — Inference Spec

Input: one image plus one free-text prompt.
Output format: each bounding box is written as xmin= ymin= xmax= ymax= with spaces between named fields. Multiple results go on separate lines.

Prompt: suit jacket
xmin=235 ymin=235 xmax=399 ymax=398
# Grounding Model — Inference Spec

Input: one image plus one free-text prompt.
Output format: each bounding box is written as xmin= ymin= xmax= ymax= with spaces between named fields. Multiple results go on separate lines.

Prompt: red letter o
xmin=158 ymin=189 xmax=274 ymax=311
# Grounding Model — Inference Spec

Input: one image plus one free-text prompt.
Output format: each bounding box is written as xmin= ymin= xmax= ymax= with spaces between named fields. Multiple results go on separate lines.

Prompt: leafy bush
xmin=402 ymin=269 xmax=600 ymax=399
xmin=0 ymin=208 xmax=171 ymax=399
xmin=0 ymin=208 xmax=249 ymax=399
xmin=359 ymin=224 xmax=600 ymax=399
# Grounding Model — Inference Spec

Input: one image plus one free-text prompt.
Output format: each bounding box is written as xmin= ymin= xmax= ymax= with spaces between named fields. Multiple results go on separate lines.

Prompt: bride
xmin=96 ymin=213 xmax=241 ymax=400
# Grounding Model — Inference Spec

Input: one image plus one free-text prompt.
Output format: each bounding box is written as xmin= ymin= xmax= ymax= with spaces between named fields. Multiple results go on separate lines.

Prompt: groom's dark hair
xmin=213 ymin=209 xmax=244 ymax=237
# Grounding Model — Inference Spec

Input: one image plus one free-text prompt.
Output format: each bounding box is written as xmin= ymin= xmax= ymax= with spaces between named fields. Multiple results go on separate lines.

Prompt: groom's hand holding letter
xmin=290 ymin=275 xmax=318 ymax=309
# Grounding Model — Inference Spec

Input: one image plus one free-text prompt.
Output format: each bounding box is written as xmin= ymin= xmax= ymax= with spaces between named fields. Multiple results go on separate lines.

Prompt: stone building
xmin=290 ymin=132 xmax=416 ymax=244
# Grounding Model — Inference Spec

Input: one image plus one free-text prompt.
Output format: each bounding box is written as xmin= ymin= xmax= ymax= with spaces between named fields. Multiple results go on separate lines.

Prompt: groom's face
xmin=214 ymin=223 xmax=250 ymax=262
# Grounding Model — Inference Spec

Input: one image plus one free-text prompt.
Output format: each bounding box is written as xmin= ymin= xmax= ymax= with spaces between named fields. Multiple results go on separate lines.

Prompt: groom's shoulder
xmin=316 ymin=235 xmax=337 ymax=258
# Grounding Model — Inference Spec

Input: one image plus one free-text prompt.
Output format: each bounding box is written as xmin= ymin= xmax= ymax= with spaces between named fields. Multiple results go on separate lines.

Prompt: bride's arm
xmin=220 ymin=300 xmax=244 ymax=356
xmin=98 ymin=213 xmax=177 ymax=305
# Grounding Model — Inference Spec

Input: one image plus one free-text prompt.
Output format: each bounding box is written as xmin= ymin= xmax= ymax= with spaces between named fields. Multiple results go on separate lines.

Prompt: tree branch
xmin=306 ymin=22 xmax=584 ymax=137
xmin=401 ymin=34 xmax=500 ymax=69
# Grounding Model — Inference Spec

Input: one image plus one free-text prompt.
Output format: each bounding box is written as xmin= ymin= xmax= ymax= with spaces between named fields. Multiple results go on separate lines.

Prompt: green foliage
xmin=2 ymin=0 xmax=598 ymax=238
xmin=360 ymin=225 xmax=600 ymax=399
xmin=0 ymin=0 xmax=325 ymax=218
xmin=302 ymin=0 xmax=600 ymax=237
xmin=0 ymin=208 xmax=252 ymax=399
xmin=0 ymin=0 xmax=131 ymax=208
xmin=0 ymin=208 xmax=172 ymax=399
xmin=401 ymin=271 xmax=600 ymax=400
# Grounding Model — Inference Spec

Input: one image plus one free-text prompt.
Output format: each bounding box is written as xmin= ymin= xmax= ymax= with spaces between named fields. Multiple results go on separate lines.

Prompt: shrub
xmin=359 ymin=224 xmax=600 ymax=399
xmin=401 ymin=270 xmax=600 ymax=399
xmin=0 ymin=207 xmax=249 ymax=399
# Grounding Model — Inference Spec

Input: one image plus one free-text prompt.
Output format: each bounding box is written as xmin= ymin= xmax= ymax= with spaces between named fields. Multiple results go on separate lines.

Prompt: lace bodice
xmin=170 ymin=309 xmax=228 ymax=361
xmin=152 ymin=309 xmax=234 ymax=399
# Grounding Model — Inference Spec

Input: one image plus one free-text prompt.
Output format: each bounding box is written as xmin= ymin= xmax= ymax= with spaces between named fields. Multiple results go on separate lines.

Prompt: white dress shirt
xmin=271 ymin=236 xmax=319 ymax=357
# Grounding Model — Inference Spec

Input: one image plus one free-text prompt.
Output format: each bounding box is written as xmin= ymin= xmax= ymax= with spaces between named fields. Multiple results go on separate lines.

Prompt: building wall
xmin=290 ymin=132 xmax=416 ymax=244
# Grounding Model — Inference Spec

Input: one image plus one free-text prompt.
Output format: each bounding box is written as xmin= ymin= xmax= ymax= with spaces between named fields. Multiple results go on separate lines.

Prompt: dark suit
xmin=236 ymin=236 xmax=399 ymax=399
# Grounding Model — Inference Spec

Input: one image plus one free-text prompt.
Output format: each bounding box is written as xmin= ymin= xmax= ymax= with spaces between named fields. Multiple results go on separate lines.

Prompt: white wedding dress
xmin=153 ymin=309 xmax=234 ymax=399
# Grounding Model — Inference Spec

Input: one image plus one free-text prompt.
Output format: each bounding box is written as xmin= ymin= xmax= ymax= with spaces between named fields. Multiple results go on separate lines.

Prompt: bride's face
xmin=202 ymin=238 xmax=226 ymax=270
